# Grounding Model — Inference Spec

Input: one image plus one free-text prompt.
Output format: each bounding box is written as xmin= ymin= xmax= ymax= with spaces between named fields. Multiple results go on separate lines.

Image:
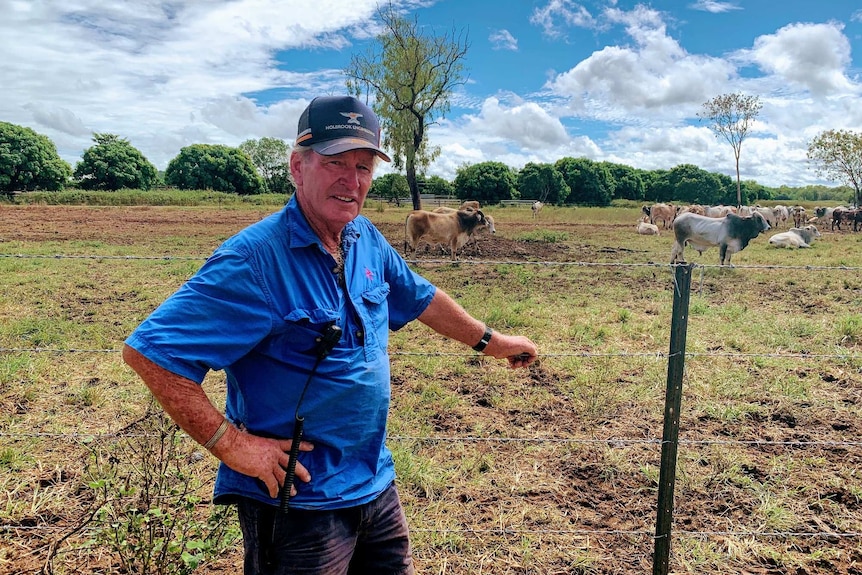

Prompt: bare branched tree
xmin=698 ymin=93 xmax=762 ymax=207
xmin=345 ymin=2 xmax=469 ymax=210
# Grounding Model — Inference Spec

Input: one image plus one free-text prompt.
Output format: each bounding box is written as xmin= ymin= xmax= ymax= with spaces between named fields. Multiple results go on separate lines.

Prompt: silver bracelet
xmin=203 ymin=419 xmax=230 ymax=450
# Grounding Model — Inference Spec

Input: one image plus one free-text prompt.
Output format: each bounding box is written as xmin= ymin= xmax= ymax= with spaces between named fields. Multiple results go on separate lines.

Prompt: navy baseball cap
xmin=295 ymin=96 xmax=391 ymax=162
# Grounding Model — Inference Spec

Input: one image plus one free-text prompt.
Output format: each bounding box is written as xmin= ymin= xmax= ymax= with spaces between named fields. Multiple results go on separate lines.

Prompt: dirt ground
xmin=1 ymin=204 xmax=861 ymax=575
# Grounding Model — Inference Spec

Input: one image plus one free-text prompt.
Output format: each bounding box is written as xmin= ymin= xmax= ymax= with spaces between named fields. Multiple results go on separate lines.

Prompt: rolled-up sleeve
xmin=125 ymin=251 xmax=274 ymax=383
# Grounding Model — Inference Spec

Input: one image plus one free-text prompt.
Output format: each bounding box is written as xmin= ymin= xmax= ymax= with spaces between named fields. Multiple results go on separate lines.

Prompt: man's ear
xmin=290 ymin=152 xmax=303 ymax=187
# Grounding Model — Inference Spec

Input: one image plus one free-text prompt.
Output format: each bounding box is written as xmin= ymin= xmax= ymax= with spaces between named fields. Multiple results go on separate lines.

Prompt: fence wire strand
xmin=3 ymin=252 xmax=862 ymax=272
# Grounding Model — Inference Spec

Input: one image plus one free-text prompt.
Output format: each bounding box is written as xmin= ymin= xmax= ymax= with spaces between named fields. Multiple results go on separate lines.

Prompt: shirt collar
xmin=286 ymin=195 xmax=360 ymax=251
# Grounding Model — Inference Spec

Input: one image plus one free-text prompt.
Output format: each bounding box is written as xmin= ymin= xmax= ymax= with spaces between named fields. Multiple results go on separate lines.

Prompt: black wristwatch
xmin=472 ymin=325 xmax=493 ymax=352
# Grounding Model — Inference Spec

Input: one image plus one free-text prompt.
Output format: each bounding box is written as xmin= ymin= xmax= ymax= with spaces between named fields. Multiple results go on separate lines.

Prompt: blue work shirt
xmin=125 ymin=196 xmax=436 ymax=509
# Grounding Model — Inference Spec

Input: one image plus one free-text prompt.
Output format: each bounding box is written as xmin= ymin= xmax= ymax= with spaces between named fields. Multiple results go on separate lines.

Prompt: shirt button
xmin=332 ymin=266 xmax=339 ymax=274
xmin=356 ymin=331 xmax=364 ymax=339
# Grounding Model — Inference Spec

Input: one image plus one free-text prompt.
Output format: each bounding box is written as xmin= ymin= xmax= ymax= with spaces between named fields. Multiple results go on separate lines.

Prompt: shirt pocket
xmin=358 ymin=282 xmax=390 ymax=339
xmin=255 ymin=308 xmax=340 ymax=359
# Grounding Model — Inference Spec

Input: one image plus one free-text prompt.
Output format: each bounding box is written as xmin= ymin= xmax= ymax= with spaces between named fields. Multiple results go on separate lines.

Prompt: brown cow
xmin=643 ymin=203 xmax=677 ymax=228
xmin=433 ymin=204 xmax=495 ymax=255
xmin=405 ymin=208 xmax=487 ymax=260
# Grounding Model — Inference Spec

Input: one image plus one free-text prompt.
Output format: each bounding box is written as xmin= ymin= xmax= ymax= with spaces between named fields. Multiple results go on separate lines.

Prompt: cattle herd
xmin=640 ymin=201 xmax=856 ymax=265
xmin=401 ymin=199 xmax=854 ymax=264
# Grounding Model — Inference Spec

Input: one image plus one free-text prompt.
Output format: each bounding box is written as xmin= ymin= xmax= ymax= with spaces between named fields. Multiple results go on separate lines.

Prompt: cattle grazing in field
xmin=812 ymin=206 xmax=834 ymax=227
xmin=768 ymin=225 xmax=822 ymax=249
xmin=432 ymin=205 xmax=496 ymax=255
xmin=642 ymin=203 xmax=677 ymax=228
xmin=704 ymin=205 xmax=736 ymax=218
xmin=772 ymin=205 xmax=789 ymax=227
xmin=405 ymin=208 xmax=488 ymax=260
xmin=753 ymin=206 xmax=778 ymax=228
xmin=531 ymin=201 xmax=544 ymax=219
xmin=790 ymin=205 xmax=806 ymax=227
xmin=678 ymin=204 xmax=706 ymax=216
xmin=637 ymin=217 xmax=660 ymax=236
xmin=670 ymin=211 xmax=770 ymax=266
xmin=831 ymin=207 xmax=862 ymax=232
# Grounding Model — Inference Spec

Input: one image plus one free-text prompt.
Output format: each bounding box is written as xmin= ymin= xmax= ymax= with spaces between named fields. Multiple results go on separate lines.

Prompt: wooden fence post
xmin=653 ymin=263 xmax=693 ymax=575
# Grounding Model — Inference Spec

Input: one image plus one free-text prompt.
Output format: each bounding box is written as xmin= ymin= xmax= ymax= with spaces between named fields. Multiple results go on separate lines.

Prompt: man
xmin=123 ymin=95 xmax=538 ymax=575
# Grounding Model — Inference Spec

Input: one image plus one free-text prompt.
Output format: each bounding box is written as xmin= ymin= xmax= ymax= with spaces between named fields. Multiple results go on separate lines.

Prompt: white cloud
xmin=22 ymin=104 xmax=91 ymax=137
xmin=688 ymin=1 xmax=742 ymax=14
xmin=741 ymin=22 xmax=857 ymax=96
xmin=523 ymin=5 xmax=862 ymax=187
xmin=546 ymin=5 xmax=735 ymax=119
xmin=462 ymin=97 xmax=569 ymax=148
xmin=489 ymin=29 xmax=518 ymax=51
xmin=530 ymin=0 xmax=596 ymax=38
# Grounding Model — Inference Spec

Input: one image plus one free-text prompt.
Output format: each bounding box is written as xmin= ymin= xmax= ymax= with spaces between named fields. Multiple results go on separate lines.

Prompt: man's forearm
xmin=417 ymin=290 xmax=487 ymax=348
xmin=122 ymin=344 xmax=226 ymax=447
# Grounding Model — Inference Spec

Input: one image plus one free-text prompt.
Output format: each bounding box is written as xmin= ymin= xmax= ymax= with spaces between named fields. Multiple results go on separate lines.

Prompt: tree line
xmin=0 ymin=119 xmax=854 ymax=207
xmin=0 ymin=123 xmax=294 ymax=197
xmin=371 ymin=158 xmax=854 ymax=207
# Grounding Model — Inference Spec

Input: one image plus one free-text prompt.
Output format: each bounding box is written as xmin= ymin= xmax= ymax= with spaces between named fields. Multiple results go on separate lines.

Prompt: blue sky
xmin=3 ymin=0 xmax=862 ymax=188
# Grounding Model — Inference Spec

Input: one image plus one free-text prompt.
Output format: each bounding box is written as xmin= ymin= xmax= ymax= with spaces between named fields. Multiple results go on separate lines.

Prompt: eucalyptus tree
xmin=807 ymin=129 xmax=862 ymax=207
xmin=697 ymin=92 xmax=762 ymax=207
xmin=345 ymin=2 xmax=469 ymax=210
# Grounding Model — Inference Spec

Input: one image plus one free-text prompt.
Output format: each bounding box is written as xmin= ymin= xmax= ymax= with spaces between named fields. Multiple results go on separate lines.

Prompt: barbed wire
xmin=2 ymin=522 xmax=858 ymax=541
xmin=2 ymin=252 xmax=861 ymax=271
xmin=0 ymin=253 xmax=205 ymax=261
xmin=2 ymin=347 xmax=859 ymax=361
xmin=3 ymin=431 xmax=861 ymax=449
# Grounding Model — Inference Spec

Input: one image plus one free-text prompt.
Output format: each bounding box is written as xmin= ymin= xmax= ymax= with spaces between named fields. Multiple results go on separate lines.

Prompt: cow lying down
xmin=768 ymin=225 xmax=821 ymax=249
xmin=670 ymin=211 xmax=770 ymax=266
xmin=637 ymin=219 xmax=660 ymax=235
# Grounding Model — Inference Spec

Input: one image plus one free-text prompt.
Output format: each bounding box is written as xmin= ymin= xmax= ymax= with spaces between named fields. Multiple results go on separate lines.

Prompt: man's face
xmin=291 ymin=148 xmax=376 ymax=235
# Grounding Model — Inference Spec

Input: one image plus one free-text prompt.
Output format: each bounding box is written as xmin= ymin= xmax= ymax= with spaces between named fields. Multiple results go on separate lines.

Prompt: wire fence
xmin=1 ymin=252 xmax=861 ymax=573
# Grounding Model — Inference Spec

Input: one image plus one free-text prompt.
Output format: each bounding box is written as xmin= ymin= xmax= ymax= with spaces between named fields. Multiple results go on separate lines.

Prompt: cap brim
xmin=310 ymin=138 xmax=391 ymax=162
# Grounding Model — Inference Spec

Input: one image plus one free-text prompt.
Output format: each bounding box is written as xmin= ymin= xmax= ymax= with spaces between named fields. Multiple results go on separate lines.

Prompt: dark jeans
xmin=236 ymin=483 xmax=415 ymax=575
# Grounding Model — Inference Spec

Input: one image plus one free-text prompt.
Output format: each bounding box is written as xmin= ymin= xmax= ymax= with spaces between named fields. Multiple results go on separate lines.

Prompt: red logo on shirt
xmin=365 ymin=268 xmax=374 ymax=280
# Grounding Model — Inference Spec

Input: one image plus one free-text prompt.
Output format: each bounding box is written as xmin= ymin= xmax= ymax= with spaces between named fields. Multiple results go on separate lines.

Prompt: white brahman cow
xmin=637 ymin=218 xmax=660 ymax=235
xmin=768 ymin=225 xmax=821 ymax=249
xmin=531 ymin=201 xmax=544 ymax=219
xmin=670 ymin=211 xmax=770 ymax=266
